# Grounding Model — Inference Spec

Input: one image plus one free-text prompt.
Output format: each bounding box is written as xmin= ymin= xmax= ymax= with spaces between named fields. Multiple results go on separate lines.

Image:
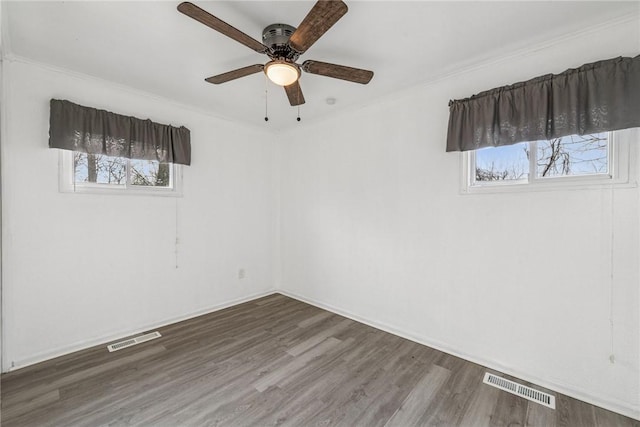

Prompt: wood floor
xmin=1 ymin=294 xmax=637 ymax=426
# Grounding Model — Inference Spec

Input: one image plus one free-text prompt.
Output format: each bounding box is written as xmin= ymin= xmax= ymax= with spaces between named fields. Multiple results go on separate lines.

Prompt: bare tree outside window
xmin=473 ymin=133 xmax=609 ymax=184
xmin=74 ymin=153 xmax=126 ymax=185
xmin=536 ymin=133 xmax=608 ymax=178
xmin=73 ymin=153 xmax=171 ymax=188
xmin=475 ymin=142 xmax=529 ymax=182
xmin=130 ymin=160 xmax=171 ymax=187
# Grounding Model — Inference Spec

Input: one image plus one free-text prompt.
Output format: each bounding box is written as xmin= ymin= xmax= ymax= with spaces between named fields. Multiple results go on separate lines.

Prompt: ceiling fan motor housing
xmin=263 ymin=24 xmax=297 ymax=60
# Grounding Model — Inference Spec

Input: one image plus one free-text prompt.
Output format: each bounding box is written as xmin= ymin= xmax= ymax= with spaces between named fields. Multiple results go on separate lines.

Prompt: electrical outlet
xmin=238 ymin=268 xmax=246 ymax=279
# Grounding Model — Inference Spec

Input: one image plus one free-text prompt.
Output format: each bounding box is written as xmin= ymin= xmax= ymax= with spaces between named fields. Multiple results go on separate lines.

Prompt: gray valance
xmin=49 ymin=99 xmax=191 ymax=165
xmin=446 ymin=55 xmax=640 ymax=152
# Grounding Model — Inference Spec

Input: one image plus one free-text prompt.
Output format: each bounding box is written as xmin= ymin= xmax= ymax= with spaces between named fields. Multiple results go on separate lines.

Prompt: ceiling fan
xmin=177 ymin=1 xmax=374 ymax=106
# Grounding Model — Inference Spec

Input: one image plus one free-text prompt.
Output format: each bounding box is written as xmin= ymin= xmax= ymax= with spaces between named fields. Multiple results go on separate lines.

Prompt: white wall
xmin=278 ymin=19 xmax=640 ymax=418
xmin=1 ymin=58 xmax=278 ymax=370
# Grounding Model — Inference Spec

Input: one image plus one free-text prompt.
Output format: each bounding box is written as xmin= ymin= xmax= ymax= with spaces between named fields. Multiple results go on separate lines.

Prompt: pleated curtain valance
xmin=446 ymin=55 xmax=640 ymax=152
xmin=49 ymin=99 xmax=191 ymax=165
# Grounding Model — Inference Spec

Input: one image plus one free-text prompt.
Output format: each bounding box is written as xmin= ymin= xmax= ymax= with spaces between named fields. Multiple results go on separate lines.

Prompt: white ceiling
xmin=4 ymin=1 xmax=638 ymax=130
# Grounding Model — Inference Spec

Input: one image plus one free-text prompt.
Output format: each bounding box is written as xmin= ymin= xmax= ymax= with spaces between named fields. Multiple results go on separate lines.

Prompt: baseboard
xmin=4 ymin=288 xmax=278 ymax=373
xmin=277 ymin=289 xmax=640 ymax=421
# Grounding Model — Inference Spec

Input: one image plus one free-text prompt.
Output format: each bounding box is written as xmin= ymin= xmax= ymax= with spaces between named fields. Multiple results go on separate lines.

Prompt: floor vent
xmin=107 ymin=331 xmax=161 ymax=352
xmin=483 ymin=372 xmax=555 ymax=409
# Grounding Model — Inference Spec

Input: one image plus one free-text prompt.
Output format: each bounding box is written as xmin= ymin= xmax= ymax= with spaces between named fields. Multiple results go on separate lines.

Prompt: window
xmin=462 ymin=129 xmax=634 ymax=193
xmin=59 ymin=151 xmax=182 ymax=196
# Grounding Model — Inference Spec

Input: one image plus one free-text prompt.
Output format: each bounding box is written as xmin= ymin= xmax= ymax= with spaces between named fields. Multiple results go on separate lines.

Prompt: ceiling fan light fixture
xmin=265 ymin=60 xmax=300 ymax=86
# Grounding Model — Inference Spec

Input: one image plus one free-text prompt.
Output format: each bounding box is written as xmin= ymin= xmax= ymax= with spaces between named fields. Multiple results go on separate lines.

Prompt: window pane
xmin=474 ymin=142 xmax=529 ymax=183
xmin=74 ymin=153 xmax=126 ymax=185
xmin=536 ymin=133 xmax=608 ymax=178
xmin=129 ymin=159 xmax=172 ymax=187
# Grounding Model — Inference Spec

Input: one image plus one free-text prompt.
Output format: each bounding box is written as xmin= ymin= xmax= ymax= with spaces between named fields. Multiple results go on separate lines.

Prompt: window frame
xmin=461 ymin=128 xmax=636 ymax=194
xmin=58 ymin=150 xmax=183 ymax=197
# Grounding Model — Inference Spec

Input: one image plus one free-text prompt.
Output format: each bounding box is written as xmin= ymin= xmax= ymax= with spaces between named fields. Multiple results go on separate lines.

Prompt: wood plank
xmin=458 ymin=380 xmax=502 ymax=427
xmin=526 ymin=401 xmax=558 ymax=427
xmin=0 ymin=389 xmax=60 ymax=420
xmin=593 ymin=405 xmax=640 ymax=427
xmin=418 ymin=356 xmax=486 ymax=426
xmin=253 ymin=337 xmax=342 ymax=392
xmin=490 ymin=387 xmax=528 ymax=426
xmin=2 ymin=294 xmax=638 ymax=427
xmin=286 ymin=318 xmax=351 ymax=356
xmin=297 ymin=311 xmax=333 ymax=328
xmin=385 ymin=364 xmax=451 ymax=426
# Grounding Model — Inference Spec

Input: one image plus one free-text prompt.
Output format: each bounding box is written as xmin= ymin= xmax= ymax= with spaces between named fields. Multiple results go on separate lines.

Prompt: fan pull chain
xmin=264 ymin=75 xmax=269 ymax=122
xmin=297 ymin=106 xmax=301 ymax=122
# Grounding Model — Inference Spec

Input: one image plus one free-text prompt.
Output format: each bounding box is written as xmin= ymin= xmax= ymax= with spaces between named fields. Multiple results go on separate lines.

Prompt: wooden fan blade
xmin=205 ymin=64 xmax=264 ymax=84
xmin=178 ymin=2 xmax=269 ymax=54
xmin=288 ymin=1 xmax=348 ymax=54
xmin=284 ymin=81 xmax=305 ymax=106
xmin=302 ymin=60 xmax=374 ymax=84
